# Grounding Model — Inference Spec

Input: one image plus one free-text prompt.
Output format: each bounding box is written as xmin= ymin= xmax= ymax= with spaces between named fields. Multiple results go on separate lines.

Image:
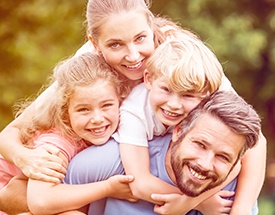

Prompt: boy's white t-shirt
xmin=112 ymin=83 xmax=173 ymax=147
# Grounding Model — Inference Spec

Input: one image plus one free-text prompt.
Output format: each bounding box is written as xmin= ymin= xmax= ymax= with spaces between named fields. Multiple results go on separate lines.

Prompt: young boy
xmin=113 ymin=31 xmax=225 ymax=206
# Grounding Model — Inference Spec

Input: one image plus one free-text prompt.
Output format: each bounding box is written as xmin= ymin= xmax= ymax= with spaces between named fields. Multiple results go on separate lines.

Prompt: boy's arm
xmin=230 ymin=132 xmax=266 ymax=215
xmin=27 ymin=164 xmax=135 ymax=215
xmin=120 ymin=143 xmax=181 ymax=205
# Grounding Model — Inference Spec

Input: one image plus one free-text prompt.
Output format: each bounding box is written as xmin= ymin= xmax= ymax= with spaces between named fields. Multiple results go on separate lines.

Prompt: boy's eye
xmin=161 ymin=86 xmax=169 ymax=92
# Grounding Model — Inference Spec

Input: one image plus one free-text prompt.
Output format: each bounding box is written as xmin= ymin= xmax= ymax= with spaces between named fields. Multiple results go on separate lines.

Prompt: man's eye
xmin=217 ymin=154 xmax=230 ymax=162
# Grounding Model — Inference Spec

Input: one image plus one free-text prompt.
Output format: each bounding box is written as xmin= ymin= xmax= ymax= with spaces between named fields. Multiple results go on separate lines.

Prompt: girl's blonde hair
xmin=146 ymin=31 xmax=223 ymax=96
xmin=16 ymin=53 xmax=132 ymax=145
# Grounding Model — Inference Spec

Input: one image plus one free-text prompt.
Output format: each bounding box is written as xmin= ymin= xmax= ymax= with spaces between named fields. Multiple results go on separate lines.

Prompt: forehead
xmin=70 ymin=80 xmax=118 ymax=103
xmin=99 ymin=10 xmax=151 ymax=41
xmin=185 ymin=114 xmax=245 ymax=159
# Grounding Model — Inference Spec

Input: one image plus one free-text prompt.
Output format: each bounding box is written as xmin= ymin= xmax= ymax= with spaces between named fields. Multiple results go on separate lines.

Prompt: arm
xmin=27 ymin=170 xmax=135 ymax=214
xmin=120 ymin=143 xmax=181 ymax=205
xmin=229 ymin=132 xmax=266 ymax=215
xmin=0 ymin=83 xmax=67 ymax=182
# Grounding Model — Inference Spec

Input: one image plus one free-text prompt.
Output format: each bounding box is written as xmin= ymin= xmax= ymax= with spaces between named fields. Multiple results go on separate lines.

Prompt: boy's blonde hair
xmin=146 ymin=31 xmax=223 ymax=96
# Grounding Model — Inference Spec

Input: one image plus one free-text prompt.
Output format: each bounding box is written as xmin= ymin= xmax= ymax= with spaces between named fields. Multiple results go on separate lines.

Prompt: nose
xmin=90 ymin=110 xmax=104 ymax=124
xmin=196 ymin=152 xmax=214 ymax=172
xmin=167 ymin=95 xmax=182 ymax=110
xmin=125 ymin=44 xmax=140 ymax=62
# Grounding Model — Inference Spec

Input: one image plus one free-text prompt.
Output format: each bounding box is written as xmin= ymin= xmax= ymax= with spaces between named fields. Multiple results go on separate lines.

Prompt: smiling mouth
xmin=163 ymin=109 xmax=181 ymax=117
xmin=189 ymin=167 xmax=207 ymax=180
xmin=90 ymin=126 xmax=108 ymax=134
xmin=125 ymin=60 xmax=143 ymax=69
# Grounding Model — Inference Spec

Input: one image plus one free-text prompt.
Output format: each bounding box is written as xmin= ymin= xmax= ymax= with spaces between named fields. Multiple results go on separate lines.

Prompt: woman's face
xmin=92 ymin=11 xmax=155 ymax=80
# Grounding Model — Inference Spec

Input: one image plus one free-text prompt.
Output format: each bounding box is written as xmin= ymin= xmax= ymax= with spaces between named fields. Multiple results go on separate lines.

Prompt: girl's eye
xmin=102 ymin=103 xmax=114 ymax=108
xmin=78 ymin=108 xmax=89 ymax=112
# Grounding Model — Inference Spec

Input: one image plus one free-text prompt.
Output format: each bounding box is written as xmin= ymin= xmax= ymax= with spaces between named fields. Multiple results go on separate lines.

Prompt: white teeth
xmin=126 ymin=61 xmax=142 ymax=69
xmin=190 ymin=168 xmax=206 ymax=180
xmin=92 ymin=127 xmax=106 ymax=133
xmin=163 ymin=109 xmax=179 ymax=117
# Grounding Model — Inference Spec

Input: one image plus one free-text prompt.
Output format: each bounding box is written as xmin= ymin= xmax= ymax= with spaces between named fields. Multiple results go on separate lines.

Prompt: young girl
xmin=0 ymin=0 xmax=266 ymax=214
xmin=0 ymin=53 xmax=135 ymax=214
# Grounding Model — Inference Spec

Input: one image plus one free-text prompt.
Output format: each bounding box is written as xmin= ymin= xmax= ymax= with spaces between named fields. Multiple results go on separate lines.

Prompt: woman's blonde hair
xmin=146 ymin=31 xmax=223 ymax=96
xmin=16 ymin=53 xmax=132 ymax=145
xmin=85 ymin=0 xmax=185 ymax=48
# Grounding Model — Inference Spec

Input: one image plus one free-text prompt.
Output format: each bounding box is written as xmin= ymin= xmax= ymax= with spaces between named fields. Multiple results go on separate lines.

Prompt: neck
xmin=165 ymin=142 xmax=177 ymax=183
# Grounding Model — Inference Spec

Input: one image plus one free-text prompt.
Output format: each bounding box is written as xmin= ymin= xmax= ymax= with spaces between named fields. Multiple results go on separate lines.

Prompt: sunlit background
xmin=0 ymin=1 xmax=274 ymax=214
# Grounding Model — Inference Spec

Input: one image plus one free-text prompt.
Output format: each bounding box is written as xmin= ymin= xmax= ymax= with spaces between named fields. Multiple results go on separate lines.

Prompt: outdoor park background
xmin=0 ymin=0 xmax=274 ymax=214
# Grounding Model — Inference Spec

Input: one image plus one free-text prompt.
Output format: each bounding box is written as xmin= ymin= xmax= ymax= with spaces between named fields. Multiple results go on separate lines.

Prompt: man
xmin=64 ymin=90 xmax=261 ymax=215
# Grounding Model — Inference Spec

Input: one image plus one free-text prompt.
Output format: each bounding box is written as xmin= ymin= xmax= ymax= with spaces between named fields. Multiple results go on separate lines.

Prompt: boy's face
xmin=145 ymin=73 xmax=205 ymax=127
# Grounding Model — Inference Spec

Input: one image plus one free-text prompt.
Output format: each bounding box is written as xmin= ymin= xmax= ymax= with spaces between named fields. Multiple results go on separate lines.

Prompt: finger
xmin=218 ymin=190 xmax=235 ymax=198
xmin=42 ymin=144 xmax=61 ymax=156
xmin=151 ymin=193 xmax=168 ymax=202
xmin=45 ymin=158 xmax=67 ymax=174
xmin=29 ymin=171 xmax=64 ymax=183
xmin=118 ymin=175 xmax=134 ymax=183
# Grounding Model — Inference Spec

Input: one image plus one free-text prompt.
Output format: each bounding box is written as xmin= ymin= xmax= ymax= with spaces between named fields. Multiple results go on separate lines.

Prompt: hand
xmin=195 ymin=190 xmax=235 ymax=215
xmin=106 ymin=175 xmax=138 ymax=202
xmin=151 ymin=193 xmax=189 ymax=215
xmin=15 ymin=144 xmax=67 ymax=183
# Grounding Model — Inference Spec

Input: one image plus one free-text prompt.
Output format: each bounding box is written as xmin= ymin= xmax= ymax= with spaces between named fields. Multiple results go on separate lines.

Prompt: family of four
xmin=0 ymin=0 xmax=266 ymax=214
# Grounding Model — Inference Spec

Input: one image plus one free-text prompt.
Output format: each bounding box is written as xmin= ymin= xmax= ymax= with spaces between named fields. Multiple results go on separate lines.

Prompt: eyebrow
xmin=105 ymin=31 xmax=148 ymax=43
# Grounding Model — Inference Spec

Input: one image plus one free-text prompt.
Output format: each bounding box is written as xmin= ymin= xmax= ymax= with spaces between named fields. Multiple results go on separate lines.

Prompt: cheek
xmin=185 ymin=100 xmax=202 ymax=113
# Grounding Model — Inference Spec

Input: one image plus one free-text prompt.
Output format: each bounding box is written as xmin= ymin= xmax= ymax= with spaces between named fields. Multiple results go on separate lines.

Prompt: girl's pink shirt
xmin=0 ymin=130 xmax=88 ymax=189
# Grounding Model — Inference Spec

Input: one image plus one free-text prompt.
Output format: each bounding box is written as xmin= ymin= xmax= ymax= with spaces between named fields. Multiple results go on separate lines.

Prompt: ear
xmin=144 ymin=69 xmax=153 ymax=90
xmin=172 ymin=123 xmax=183 ymax=142
xmin=88 ymin=34 xmax=102 ymax=55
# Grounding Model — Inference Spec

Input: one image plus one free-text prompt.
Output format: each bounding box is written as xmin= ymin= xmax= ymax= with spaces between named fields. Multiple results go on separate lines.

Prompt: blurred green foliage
xmin=0 ymin=0 xmax=275 ymax=212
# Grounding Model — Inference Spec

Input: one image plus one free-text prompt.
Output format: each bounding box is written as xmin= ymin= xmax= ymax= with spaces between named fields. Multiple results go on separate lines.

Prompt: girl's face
xmin=145 ymin=74 xmax=205 ymax=127
xmin=68 ymin=80 xmax=120 ymax=145
xmin=92 ymin=11 xmax=155 ymax=81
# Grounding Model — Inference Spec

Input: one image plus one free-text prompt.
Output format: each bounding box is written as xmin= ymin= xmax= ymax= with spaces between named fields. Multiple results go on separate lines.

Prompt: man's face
xmin=171 ymin=113 xmax=245 ymax=197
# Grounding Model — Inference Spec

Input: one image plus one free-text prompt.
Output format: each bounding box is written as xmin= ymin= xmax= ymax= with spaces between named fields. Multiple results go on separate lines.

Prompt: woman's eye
xmin=110 ymin=43 xmax=120 ymax=49
xmin=136 ymin=35 xmax=146 ymax=42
